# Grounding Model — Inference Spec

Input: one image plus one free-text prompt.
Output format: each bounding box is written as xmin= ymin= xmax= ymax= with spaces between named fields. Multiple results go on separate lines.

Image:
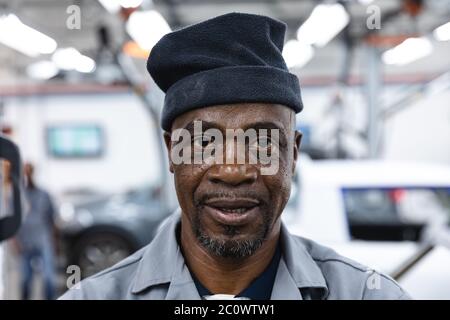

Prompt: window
xmin=343 ymin=187 xmax=450 ymax=241
xmin=47 ymin=125 xmax=104 ymax=158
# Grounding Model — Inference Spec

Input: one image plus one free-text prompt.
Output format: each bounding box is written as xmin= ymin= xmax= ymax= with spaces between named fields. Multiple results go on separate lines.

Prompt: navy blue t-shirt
xmin=193 ymin=245 xmax=282 ymax=300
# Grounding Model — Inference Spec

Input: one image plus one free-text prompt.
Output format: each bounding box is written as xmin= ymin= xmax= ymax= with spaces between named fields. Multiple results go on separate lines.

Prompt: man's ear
xmin=163 ymin=131 xmax=174 ymax=173
xmin=292 ymin=130 xmax=302 ymax=174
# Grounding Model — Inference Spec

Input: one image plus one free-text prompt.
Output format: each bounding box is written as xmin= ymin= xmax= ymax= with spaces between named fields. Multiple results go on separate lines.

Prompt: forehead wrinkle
xmin=172 ymin=103 xmax=293 ymax=131
xmin=218 ymin=106 xmax=287 ymax=129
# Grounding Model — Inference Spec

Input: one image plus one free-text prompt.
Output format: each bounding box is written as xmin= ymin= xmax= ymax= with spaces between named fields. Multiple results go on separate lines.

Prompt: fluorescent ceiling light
xmin=98 ymin=0 xmax=121 ymax=13
xmin=76 ymin=55 xmax=97 ymax=73
xmin=0 ymin=14 xmax=57 ymax=57
xmin=282 ymin=40 xmax=314 ymax=69
xmin=297 ymin=3 xmax=350 ymax=47
xmin=52 ymin=48 xmax=96 ymax=73
xmin=26 ymin=60 xmax=59 ymax=80
xmin=433 ymin=21 xmax=450 ymax=41
xmin=382 ymin=37 xmax=433 ymax=65
xmin=98 ymin=0 xmax=143 ymax=13
xmin=119 ymin=0 xmax=143 ymax=8
xmin=126 ymin=10 xmax=171 ymax=51
xmin=52 ymin=48 xmax=80 ymax=70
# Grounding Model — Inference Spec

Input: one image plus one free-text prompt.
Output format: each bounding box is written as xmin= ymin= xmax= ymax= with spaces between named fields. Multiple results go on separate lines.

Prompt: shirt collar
xmin=131 ymin=209 xmax=199 ymax=297
xmin=131 ymin=209 xmax=328 ymax=299
xmin=193 ymin=243 xmax=282 ymax=300
xmin=278 ymin=222 xmax=328 ymax=299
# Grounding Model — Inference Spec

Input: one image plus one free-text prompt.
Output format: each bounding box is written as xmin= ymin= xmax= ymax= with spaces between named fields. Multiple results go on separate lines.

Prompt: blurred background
xmin=0 ymin=0 xmax=450 ymax=299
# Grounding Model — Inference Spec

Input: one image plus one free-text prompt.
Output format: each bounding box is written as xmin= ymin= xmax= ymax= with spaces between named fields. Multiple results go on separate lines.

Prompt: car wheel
xmin=72 ymin=232 xmax=134 ymax=278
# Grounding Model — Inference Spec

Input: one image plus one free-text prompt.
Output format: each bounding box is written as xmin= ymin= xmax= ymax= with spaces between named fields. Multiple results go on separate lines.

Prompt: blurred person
xmin=1 ymin=160 xmax=12 ymax=214
xmin=13 ymin=163 xmax=57 ymax=300
xmin=1 ymin=160 xmax=15 ymax=300
xmin=60 ymin=13 xmax=410 ymax=300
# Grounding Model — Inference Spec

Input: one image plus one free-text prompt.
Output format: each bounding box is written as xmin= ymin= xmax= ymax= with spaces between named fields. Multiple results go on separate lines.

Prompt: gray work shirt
xmin=60 ymin=210 xmax=411 ymax=300
xmin=17 ymin=187 xmax=55 ymax=251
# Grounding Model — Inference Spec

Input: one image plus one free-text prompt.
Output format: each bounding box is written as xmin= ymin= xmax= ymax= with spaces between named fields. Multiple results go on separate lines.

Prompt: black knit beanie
xmin=147 ymin=12 xmax=304 ymax=131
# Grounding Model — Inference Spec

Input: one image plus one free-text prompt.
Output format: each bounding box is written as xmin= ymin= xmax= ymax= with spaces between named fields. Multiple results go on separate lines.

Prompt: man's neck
xmin=180 ymin=214 xmax=281 ymax=295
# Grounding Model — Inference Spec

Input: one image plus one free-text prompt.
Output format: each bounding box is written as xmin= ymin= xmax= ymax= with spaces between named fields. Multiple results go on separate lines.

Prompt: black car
xmin=57 ymin=185 xmax=172 ymax=278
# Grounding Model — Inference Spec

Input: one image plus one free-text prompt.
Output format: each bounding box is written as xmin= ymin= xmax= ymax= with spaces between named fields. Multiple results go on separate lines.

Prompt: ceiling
xmin=1 ymin=0 xmax=450 ymax=88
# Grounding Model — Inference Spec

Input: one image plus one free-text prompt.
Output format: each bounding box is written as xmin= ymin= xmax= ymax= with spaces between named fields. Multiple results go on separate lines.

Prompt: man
xmin=60 ymin=13 xmax=410 ymax=300
xmin=14 ymin=163 xmax=57 ymax=300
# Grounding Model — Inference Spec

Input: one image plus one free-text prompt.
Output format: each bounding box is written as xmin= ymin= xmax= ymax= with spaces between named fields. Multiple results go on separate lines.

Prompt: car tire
xmin=71 ymin=231 xmax=135 ymax=278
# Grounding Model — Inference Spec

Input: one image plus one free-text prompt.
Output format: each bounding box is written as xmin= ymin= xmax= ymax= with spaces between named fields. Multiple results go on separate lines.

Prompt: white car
xmin=283 ymin=156 xmax=450 ymax=299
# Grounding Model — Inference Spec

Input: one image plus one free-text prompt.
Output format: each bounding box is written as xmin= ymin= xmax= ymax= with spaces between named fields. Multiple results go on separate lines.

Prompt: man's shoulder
xmin=293 ymin=235 xmax=371 ymax=272
xmin=290 ymin=235 xmax=411 ymax=299
xmin=60 ymin=212 xmax=182 ymax=300
xmin=59 ymin=246 xmax=146 ymax=300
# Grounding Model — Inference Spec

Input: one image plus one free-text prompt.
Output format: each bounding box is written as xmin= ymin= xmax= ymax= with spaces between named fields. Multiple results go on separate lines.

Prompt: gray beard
xmin=193 ymin=213 xmax=271 ymax=258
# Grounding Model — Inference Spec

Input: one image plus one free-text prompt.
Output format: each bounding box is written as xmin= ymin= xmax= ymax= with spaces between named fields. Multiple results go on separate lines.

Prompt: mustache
xmin=194 ymin=190 xmax=266 ymax=207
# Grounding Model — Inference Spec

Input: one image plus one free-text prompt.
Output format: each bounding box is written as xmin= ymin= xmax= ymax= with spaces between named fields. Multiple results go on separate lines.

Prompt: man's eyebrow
xmin=183 ymin=120 xmax=286 ymax=131
xmin=181 ymin=120 xmax=288 ymax=143
xmin=247 ymin=122 xmax=288 ymax=145
xmin=245 ymin=121 xmax=285 ymax=133
xmin=182 ymin=120 xmax=218 ymax=134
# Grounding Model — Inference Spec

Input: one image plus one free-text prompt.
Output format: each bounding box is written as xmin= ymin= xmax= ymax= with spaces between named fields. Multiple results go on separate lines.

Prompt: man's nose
xmin=207 ymin=165 xmax=257 ymax=186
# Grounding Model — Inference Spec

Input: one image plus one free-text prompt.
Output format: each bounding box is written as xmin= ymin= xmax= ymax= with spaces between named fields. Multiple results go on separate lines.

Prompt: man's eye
xmin=259 ymin=137 xmax=270 ymax=148
xmin=250 ymin=136 xmax=271 ymax=150
xmin=193 ymin=135 xmax=214 ymax=148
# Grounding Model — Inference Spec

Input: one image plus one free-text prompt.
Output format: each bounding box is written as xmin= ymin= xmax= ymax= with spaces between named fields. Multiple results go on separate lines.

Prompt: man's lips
xmin=203 ymin=198 xmax=260 ymax=210
xmin=201 ymin=198 xmax=260 ymax=226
